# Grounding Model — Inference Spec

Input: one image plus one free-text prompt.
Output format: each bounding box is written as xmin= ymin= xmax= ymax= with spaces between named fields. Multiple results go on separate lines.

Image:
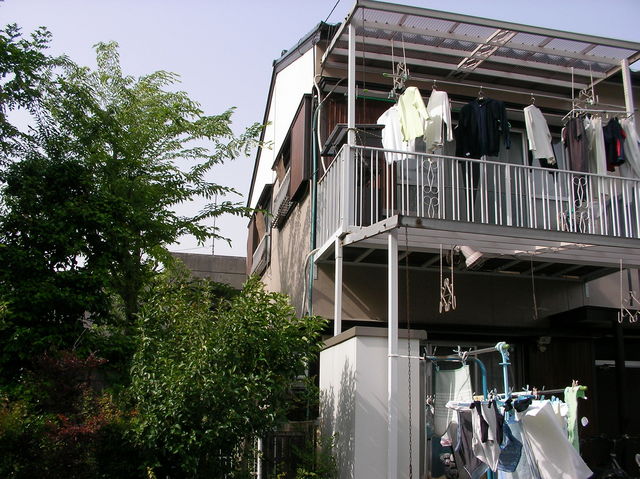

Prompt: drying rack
xmin=425 ymin=341 xmax=511 ymax=399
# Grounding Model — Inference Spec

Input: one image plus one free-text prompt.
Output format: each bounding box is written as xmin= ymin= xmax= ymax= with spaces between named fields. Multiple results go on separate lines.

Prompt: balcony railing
xmin=316 ymin=144 xmax=640 ymax=248
xmin=251 ymin=234 xmax=270 ymax=276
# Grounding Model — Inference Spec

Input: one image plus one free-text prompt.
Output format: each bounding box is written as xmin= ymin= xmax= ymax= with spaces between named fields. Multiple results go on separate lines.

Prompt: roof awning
xmin=322 ymin=0 xmax=640 ymax=95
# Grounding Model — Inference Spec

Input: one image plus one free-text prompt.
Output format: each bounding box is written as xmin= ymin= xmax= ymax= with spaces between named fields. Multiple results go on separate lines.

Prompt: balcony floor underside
xmin=317 ymin=215 xmax=640 ymax=282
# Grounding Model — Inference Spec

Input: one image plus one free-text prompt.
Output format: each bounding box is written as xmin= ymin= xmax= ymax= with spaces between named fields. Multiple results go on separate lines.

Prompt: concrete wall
xmin=319 ymin=327 xmax=426 ymax=479
xmin=171 ymin=252 xmax=247 ymax=289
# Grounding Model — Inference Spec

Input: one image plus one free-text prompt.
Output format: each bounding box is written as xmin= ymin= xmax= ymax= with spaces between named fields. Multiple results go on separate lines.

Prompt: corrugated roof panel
xmin=401 ymin=15 xmax=454 ymax=33
xmin=322 ymin=2 xmax=640 ymax=87
xmin=453 ymin=22 xmax=501 ymax=40
xmin=589 ymin=44 xmax=636 ymax=60
xmin=544 ymin=38 xmax=593 ymax=54
xmin=511 ymin=32 xmax=550 ymax=47
xmin=361 ymin=8 xmax=404 ymax=26
xmin=440 ymin=38 xmax=477 ymax=52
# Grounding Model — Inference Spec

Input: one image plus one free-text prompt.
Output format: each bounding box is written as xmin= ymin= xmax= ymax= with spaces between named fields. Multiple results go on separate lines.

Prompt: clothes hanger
xmin=432 ymin=79 xmax=438 ymax=91
xmin=478 ymin=86 xmax=484 ymax=101
xmin=530 ymin=93 xmax=535 ymax=105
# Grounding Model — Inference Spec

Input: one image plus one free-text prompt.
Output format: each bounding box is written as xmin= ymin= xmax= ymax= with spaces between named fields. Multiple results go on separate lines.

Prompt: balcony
xmin=251 ymin=234 xmax=270 ymax=276
xmin=316 ymin=145 xmax=640 ymax=279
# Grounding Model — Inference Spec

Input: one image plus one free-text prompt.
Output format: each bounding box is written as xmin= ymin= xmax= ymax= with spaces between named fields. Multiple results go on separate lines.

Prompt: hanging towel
xmin=434 ymin=364 xmax=473 ymax=436
xmin=398 ymin=86 xmax=429 ymax=142
xmin=424 ymin=90 xmax=453 ymax=152
xmin=564 ymin=386 xmax=586 ymax=452
xmin=524 ymin=105 xmax=555 ymax=164
xmin=377 ymin=105 xmax=411 ymax=163
xmin=516 ymin=400 xmax=592 ymax=479
xmin=584 ymin=116 xmax=607 ymax=176
xmin=620 ymin=118 xmax=640 ymax=178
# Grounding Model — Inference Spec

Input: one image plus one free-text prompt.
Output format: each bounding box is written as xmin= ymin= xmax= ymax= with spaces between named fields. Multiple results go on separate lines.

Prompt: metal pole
xmin=614 ymin=319 xmax=628 ymax=435
xmin=621 ymin=59 xmax=635 ymax=120
xmin=388 ymin=229 xmax=399 ymax=479
xmin=334 ymin=237 xmax=343 ymax=336
xmin=347 ymin=23 xmax=356 ymax=146
xmin=496 ymin=342 xmax=511 ymax=397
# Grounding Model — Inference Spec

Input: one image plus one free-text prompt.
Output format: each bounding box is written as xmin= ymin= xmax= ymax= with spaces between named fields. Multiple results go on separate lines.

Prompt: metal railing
xmin=317 ymin=147 xmax=346 ymax=245
xmin=316 ymin=144 xmax=640 ymax=247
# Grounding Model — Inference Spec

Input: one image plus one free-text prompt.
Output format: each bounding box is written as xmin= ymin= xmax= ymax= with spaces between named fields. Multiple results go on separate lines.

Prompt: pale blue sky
xmin=2 ymin=0 xmax=639 ymax=256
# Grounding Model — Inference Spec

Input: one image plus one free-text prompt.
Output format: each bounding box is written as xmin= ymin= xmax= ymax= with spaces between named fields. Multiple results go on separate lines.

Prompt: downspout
xmin=307 ymin=100 xmax=319 ymax=315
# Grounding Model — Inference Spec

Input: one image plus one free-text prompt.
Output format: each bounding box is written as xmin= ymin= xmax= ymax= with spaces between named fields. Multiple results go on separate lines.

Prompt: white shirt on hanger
xmin=377 ymin=105 xmax=411 ymax=163
xmin=620 ymin=118 xmax=640 ymax=178
xmin=523 ymin=105 xmax=555 ymax=163
xmin=584 ymin=116 xmax=607 ymax=176
xmin=424 ymin=90 xmax=453 ymax=152
xmin=398 ymin=86 xmax=429 ymax=142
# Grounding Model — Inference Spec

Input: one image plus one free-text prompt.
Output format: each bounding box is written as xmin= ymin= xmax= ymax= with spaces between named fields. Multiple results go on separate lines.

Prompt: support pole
xmin=614 ymin=319 xmax=628 ymax=435
xmin=347 ymin=23 xmax=356 ymax=146
xmin=621 ymin=59 xmax=635 ymax=120
xmin=334 ymin=237 xmax=343 ymax=336
xmin=387 ymin=229 xmax=399 ymax=479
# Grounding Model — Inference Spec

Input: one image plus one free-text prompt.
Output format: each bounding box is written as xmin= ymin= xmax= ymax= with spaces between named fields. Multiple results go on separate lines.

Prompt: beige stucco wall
xmin=260 ymin=193 xmax=312 ymax=316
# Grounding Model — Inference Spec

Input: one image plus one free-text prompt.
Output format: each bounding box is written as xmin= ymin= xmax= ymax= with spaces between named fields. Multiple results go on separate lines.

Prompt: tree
xmin=0 ymin=41 xmax=261 ymax=378
xmin=0 ymin=23 xmax=54 ymax=157
xmin=129 ymin=270 xmax=326 ymax=478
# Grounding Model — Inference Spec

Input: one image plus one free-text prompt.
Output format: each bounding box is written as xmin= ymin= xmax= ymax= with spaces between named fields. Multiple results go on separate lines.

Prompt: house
xmin=246 ymin=2 xmax=640 ymax=477
xmin=171 ymin=252 xmax=246 ymax=289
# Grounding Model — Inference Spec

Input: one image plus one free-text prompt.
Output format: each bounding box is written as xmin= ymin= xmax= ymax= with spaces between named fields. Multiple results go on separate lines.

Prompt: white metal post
xmin=340 ymin=22 xmax=357 ymax=233
xmin=621 ymin=59 xmax=635 ymax=120
xmin=387 ymin=229 xmax=399 ymax=479
xmin=334 ymin=237 xmax=343 ymax=336
xmin=347 ymin=22 xmax=356 ymax=146
xmin=256 ymin=438 xmax=263 ymax=479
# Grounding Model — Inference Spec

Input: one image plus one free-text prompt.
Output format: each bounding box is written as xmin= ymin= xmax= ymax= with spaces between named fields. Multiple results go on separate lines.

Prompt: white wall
xmin=319 ymin=328 xmax=424 ymax=479
xmin=249 ymin=48 xmax=315 ymax=208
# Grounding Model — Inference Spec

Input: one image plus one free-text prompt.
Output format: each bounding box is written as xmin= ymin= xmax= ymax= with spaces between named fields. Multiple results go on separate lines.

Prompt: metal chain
xmin=404 ymin=226 xmax=413 ymax=479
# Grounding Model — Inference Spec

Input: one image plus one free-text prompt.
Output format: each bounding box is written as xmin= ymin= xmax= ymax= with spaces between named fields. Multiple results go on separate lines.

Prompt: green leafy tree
xmin=0 ymin=41 xmax=260 ymax=380
xmin=130 ymin=270 xmax=326 ymax=478
xmin=0 ymin=23 xmax=54 ymax=157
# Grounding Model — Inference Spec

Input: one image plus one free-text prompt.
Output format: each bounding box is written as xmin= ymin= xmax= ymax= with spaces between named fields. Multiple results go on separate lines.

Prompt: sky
xmin=2 ymin=0 xmax=639 ymax=257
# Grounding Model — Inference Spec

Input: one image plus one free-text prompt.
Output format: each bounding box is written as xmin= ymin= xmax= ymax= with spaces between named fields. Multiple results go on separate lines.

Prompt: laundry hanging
xmin=398 ymin=86 xmax=429 ymax=142
xmin=455 ymin=97 xmax=511 ymax=159
xmin=523 ymin=104 xmax=555 ymax=166
xmin=583 ymin=116 xmax=607 ymax=176
xmin=603 ymin=117 xmax=627 ymax=171
xmin=562 ymin=117 xmax=588 ymax=173
xmin=434 ymin=364 xmax=474 ymax=436
xmin=620 ymin=117 xmax=640 ymax=178
xmin=424 ymin=89 xmax=453 ymax=152
xmin=515 ymin=400 xmax=592 ymax=479
xmin=377 ymin=105 xmax=411 ymax=163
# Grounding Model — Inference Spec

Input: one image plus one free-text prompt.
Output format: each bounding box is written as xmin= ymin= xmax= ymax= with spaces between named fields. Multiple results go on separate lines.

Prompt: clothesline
xmin=511 ymin=385 xmax=588 ymax=397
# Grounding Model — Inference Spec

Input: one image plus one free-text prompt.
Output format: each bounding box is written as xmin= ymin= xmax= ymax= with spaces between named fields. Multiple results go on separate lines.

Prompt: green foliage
xmin=130 ymin=270 xmax=326 ymax=478
xmin=0 ymin=40 xmax=261 ymax=381
xmin=0 ymin=23 xmax=54 ymax=156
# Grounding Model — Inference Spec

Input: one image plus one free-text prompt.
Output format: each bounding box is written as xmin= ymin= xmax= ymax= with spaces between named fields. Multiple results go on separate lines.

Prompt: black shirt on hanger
xmin=455 ymin=98 xmax=511 ymax=159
